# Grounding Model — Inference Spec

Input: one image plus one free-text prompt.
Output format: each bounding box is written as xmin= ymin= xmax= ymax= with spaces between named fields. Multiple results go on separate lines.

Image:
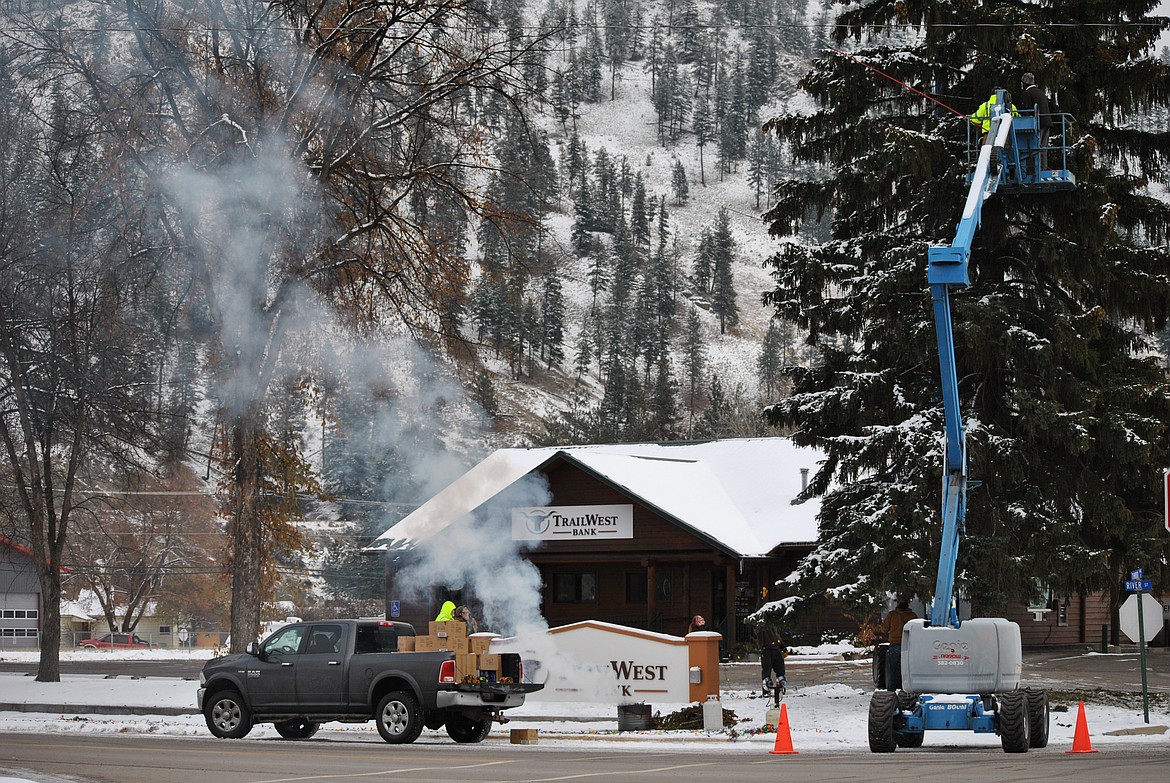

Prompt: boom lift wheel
xmin=868 ymin=690 xmax=899 ymax=753
xmin=1026 ymin=689 xmax=1050 ymax=748
xmin=997 ymin=690 xmax=1031 ymax=753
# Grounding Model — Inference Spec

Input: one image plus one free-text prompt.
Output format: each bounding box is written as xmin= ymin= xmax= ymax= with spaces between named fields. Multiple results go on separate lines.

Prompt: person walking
xmin=755 ymin=615 xmax=787 ymax=696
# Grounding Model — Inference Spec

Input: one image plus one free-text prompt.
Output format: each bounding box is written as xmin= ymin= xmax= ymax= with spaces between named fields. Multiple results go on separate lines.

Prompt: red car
xmin=79 ymin=633 xmax=156 ymax=649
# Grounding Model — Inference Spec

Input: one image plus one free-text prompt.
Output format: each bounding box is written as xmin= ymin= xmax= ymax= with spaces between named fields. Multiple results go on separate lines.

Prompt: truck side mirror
xmin=246 ymin=641 xmax=261 ymax=657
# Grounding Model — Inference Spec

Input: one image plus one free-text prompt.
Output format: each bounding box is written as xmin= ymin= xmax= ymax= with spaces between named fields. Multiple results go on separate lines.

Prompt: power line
xmin=0 ymin=21 xmax=1164 ymax=35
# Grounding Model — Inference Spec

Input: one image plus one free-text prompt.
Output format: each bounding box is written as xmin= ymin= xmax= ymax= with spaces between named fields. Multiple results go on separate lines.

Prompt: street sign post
xmin=1119 ymin=586 xmax=1162 ymax=724
xmin=1164 ymin=468 xmax=1169 ymax=533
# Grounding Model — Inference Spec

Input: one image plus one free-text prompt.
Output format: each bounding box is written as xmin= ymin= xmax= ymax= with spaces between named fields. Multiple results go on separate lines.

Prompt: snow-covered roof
xmin=368 ymin=437 xmax=824 ymax=559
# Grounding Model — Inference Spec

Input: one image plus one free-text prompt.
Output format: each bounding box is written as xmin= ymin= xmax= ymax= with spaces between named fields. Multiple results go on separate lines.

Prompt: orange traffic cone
xmin=1065 ymin=701 xmax=1099 ymax=754
xmin=768 ymin=703 xmax=798 ymax=755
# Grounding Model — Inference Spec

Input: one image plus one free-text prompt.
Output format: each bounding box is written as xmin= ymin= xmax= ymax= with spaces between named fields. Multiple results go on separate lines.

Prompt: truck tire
xmin=205 ymin=690 xmax=253 ymax=739
xmin=997 ymin=690 xmax=1031 ymax=753
xmin=868 ymin=690 xmax=898 ymax=753
xmin=274 ymin=719 xmax=320 ymax=740
xmin=1026 ymin=689 xmax=1049 ymax=748
xmin=446 ymin=714 xmax=491 ymax=743
xmin=375 ymin=690 xmax=424 ymax=745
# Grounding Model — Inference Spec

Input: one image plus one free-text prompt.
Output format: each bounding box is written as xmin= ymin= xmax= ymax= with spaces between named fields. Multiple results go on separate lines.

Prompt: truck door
xmin=248 ymin=624 xmax=305 ymax=711
xmin=296 ymin=623 xmax=348 ymax=711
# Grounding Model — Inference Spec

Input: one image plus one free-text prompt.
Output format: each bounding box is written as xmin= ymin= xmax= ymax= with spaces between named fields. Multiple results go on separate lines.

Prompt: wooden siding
xmin=1007 ymin=592 xmax=1169 ymax=648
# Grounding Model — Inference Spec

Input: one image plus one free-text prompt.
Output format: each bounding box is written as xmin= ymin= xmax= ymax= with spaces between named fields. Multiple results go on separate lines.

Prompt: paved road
xmin=1 ymin=732 xmax=1167 ymax=783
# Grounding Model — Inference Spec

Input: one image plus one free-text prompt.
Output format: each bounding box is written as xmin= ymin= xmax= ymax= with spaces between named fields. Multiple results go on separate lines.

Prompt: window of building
xmin=0 ymin=628 xmax=38 ymax=637
xmin=554 ymin=573 xmax=598 ymax=603
xmin=1 ymin=610 xmax=37 ymax=619
xmin=625 ymin=572 xmax=647 ymax=604
xmin=158 ymin=625 xmax=171 ymax=635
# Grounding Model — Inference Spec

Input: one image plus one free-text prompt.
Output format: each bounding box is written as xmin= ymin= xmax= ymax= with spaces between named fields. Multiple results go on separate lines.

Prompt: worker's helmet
xmin=1021 ymin=72 xmax=1035 ymax=86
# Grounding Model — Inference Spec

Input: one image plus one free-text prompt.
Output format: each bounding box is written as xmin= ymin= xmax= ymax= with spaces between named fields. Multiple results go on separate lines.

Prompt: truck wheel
xmin=375 ymin=690 xmax=423 ymax=745
xmin=274 ymin=719 xmax=320 ymax=740
xmin=446 ymin=714 xmax=491 ymax=744
xmin=205 ymin=690 xmax=253 ymax=739
xmin=998 ymin=691 xmax=1031 ymax=753
xmin=868 ymin=690 xmax=898 ymax=753
xmin=1026 ymin=689 xmax=1049 ymax=748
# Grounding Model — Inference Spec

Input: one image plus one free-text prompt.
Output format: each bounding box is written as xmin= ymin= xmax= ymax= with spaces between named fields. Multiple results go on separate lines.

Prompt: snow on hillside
xmin=489 ymin=22 xmax=817 ymax=435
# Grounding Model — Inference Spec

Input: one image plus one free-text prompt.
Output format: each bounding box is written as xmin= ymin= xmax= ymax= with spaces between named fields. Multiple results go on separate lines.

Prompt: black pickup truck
xmin=197 ymin=619 xmax=538 ymax=743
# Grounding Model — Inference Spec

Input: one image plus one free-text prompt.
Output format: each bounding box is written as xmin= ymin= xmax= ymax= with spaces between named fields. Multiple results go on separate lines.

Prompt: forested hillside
xmin=0 ymin=0 xmax=833 ymax=660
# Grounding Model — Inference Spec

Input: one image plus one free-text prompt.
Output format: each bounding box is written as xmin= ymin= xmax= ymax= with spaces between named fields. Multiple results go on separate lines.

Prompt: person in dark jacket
xmin=755 ymin=616 xmax=787 ymax=695
xmin=879 ymin=599 xmax=918 ymax=691
xmin=1016 ymin=72 xmax=1052 ymax=172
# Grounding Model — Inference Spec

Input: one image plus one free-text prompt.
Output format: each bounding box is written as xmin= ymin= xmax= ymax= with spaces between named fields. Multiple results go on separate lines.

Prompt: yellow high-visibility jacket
xmin=970 ymin=92 xmax=1018 ymax=134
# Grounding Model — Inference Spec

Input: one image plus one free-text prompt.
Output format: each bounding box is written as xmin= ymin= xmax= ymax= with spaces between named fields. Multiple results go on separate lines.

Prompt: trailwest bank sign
xmin=512 ymin=504 xmax=633 ymax=541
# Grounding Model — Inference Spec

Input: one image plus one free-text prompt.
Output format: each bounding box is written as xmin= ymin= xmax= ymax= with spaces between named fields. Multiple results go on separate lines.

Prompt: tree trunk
xmin=228 ymin=414 xmax=264 ymax=653
xmin=35 ymin=559 xmax=63 ymax=683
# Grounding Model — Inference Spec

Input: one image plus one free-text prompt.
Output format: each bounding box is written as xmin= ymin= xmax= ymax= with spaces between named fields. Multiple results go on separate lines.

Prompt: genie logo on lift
xmin=931 ymin=639 xmax=970 ymax=667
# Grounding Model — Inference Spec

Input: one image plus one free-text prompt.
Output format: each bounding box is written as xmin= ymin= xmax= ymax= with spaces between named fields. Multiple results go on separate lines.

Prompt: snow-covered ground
xmin=0 ymin=647 xmax=1166 ymax=755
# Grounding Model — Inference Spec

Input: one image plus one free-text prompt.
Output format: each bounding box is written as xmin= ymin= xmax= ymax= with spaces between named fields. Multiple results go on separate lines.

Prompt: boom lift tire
xmin=997 ymin=690 xmax=1031 ymax=753
xmin=868 ymin=690 xmax=899 ymax=753
xmin=375 ymin=690 xmax=424 ymax=745
xmin=274 ymin=718 xmax=320 ymax=739
xmin=1026 ymin=689 xmax=1050 ymax=748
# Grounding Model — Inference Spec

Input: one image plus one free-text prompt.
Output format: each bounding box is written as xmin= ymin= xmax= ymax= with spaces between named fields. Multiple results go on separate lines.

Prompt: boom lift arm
xmin=923 ymin=96 xmax=1018 ymax=628
xmin=867 ymin=90 xmax=1075 ymax=754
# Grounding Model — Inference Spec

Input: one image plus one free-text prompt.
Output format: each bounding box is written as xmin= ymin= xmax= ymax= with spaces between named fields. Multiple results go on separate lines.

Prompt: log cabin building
xmin=371 ymin=438 xmax=845 ymax=651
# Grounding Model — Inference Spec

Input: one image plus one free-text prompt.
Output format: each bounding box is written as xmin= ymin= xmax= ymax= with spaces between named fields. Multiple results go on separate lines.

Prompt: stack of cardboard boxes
xmin=408 ymin=621 xmax=503 ymax=682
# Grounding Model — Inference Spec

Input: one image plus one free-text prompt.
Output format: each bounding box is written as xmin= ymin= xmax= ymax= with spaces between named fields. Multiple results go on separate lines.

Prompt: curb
xmin=0 ymin=703 xmax=197 ymax=717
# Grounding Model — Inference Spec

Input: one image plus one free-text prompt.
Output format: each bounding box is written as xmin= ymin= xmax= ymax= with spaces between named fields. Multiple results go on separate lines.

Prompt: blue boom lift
xmin=867 ymin=91 xmax=1076 ymax=753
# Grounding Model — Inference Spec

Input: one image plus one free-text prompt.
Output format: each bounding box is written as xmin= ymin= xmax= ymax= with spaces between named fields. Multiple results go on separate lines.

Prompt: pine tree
xmin=650 ymin=353 xmax=680 ymax=439
xmin=761 ymin=1 xmax=1170 ymax=619
xmin=630 ymin=172 xmax=650 ymax=249
xmin=709 ymin=207 xmax=738 ymax=333
xmin=603 ymin=0 xmax=630 ymax=100
xmin=671 ymin=159 xmax=689 ymax=206
xmin=757 ymin=319 xmax=787 ymax=398
xmin=682 ymin=305 xmax=707 ymax=425
xmin=692 ymin=230 xmax=713 ymax=295
xmin=540 ymin=269 xmax=566 ymax=370
xmin=694 ymin=373 xmax=731 ymax=439
xmin=677 ymin=0 xmax=702 ymax=63
xmin=693 ymin=92 xmax=714 ymax=186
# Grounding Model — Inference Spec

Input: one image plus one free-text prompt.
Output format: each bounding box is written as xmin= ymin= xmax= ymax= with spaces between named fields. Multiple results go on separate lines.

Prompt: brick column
xmin=686 ymin=631 xmax=721 ymax=702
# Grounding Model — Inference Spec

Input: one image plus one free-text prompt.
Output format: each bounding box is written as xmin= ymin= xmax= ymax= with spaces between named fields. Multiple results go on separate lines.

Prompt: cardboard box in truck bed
xmin=429 ymin=621 xmax=468 ymax=639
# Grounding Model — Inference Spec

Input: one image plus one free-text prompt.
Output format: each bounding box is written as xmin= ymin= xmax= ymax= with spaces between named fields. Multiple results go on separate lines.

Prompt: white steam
xmin=392 ymin=472 xmax=552 ymax=637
